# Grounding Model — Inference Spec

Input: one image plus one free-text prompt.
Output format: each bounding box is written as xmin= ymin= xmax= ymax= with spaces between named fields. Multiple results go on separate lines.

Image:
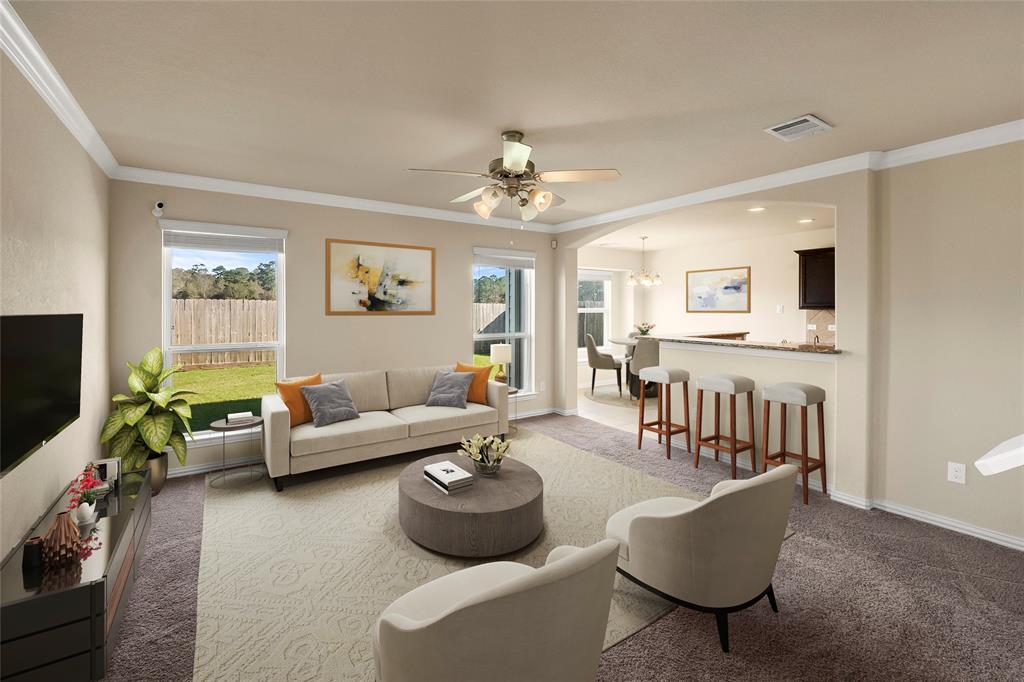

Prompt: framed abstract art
xmin=325 ymin=239 xmax=435 ymax=315
xmin=686 ymin=266 xmax=751 ymax=313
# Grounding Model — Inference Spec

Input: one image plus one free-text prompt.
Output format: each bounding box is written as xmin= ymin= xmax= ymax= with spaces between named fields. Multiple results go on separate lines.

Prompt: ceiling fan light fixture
xmin=481 ymin=186 xmax=503 ymax=209
xmin=528 ymin=188 xmax=554 ymax=212
xmin=520 ymin=203 xmax=539 ymax=222
xmin=473 ymin=200 xmax=494 ymax=220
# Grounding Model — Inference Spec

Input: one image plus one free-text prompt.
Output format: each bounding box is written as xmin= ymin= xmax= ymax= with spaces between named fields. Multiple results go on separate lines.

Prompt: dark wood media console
xmin=1 ymin=470 xmax=151 ymax=681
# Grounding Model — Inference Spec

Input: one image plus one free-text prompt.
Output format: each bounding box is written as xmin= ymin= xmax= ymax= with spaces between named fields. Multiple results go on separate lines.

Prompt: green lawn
xmin=472 ymin=355 xmax=500 ymax=380
xmin=173 ymin=363 xmax=277 ymax=404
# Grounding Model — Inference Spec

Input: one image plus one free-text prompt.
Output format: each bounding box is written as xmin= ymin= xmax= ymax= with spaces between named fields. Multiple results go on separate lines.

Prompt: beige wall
xmin=642 ymin=227 xmax=836 ymax=343
xmin=107 ymin=181 xmax=559 ymax=470
xmin=1 ymin=56 xmax=110 ymax=555
xmin=875 ymin=143 xmax=1023 ymax=537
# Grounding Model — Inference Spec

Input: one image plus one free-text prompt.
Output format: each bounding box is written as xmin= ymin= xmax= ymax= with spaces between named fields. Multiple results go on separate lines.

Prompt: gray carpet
xmin=106 ymin=416 xmax=1024 ymax=681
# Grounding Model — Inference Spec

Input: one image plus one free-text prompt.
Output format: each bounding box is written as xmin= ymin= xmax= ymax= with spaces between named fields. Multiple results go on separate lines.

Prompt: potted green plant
xmin=99 ymin=347 xmax=195 ymax=495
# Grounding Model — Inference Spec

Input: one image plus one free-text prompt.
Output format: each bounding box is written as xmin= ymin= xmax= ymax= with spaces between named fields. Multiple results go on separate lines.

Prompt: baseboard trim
xmin=554 ymin=408 xmax=579 ymax=417
xmin=868 ymin=500 xmax=1023 ymax=552
xmin=511 ymin=407 xmax=556 ymax=420
xmin=168 ymin=457 xmax=263 ymax=479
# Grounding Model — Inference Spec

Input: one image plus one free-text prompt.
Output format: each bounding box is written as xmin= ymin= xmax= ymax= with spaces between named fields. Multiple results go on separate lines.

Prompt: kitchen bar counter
xmin=651 ymin=333 xmax=841 ymax=356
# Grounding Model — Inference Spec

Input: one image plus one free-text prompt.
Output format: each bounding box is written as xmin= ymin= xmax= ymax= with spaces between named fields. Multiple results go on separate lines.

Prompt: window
xmin=161 ymin=221 xmax=287 ymax=431
xmin=578 ymin=270 xmax=612 ymax=351
xmin=472 ymin=247 xmax=535 ymax=392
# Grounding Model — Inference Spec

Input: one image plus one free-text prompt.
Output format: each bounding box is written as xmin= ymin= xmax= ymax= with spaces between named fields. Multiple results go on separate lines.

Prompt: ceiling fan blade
xmin=535 ymin=169 xmax=620 ymax=183
xmin=408 ymin=168 xmax=490 ymax=178
xmin=450 ymin=186 xmax=488 ymax=203
xmin=502 ymin=141 xmax=533 ymax=174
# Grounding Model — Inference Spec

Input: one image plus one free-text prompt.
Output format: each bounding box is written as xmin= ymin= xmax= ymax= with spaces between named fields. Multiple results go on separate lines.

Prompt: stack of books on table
xmin=423 ymin=461 xmax=474 ymax=495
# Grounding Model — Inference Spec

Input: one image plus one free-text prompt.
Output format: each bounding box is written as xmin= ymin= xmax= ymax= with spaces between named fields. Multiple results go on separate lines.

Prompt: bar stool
xmin=761 ymin=382 xmax=827 ymax=505
xmin=693 ymin=374 xmax=756 ymax=479
xmin=637 ymin=366 xmax=691 ymax=459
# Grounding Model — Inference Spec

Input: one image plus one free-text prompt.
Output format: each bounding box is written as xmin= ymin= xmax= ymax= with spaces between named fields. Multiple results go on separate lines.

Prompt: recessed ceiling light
xmin=747 ymin=207 xmax=766 ymax=213
xmin=798 ymin=218 xmax=815 ymax=224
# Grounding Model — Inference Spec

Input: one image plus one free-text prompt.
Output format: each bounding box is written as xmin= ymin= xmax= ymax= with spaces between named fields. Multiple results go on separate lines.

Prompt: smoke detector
xmin=764 ymin=114 xmax=833 ymax=142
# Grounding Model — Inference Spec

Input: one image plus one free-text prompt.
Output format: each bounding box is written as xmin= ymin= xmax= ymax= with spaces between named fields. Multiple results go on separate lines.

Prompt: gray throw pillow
xmin=425 ymin=371 xmax=474 ymax=409
xmin=300 ymin=380 xmax=360 ymax=427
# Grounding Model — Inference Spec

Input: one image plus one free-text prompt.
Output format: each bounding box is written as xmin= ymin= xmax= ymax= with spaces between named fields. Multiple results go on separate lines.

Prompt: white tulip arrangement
xmin=458 ymin=433 xmax=511 ymax=473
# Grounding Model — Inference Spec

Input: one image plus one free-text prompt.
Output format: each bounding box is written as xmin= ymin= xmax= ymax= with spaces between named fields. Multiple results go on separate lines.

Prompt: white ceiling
xmin=593 ymin=201 xmax=835 ymax=251
xmin=12 ymin=1 xmax=1024 ymax=224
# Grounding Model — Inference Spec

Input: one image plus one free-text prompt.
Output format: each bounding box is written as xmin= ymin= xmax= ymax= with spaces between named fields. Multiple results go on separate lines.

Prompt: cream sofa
xmin=262 ymin=365 xmax=508 ymax=491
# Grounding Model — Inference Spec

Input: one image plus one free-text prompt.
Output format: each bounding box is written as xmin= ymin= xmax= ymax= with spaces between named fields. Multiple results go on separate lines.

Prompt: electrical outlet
xmin=776 ymin=304 xmax=784 ymax=314
xmin=539 ymin=381 xmax=546 ymax=392
xmin=807 ymin=324 xmax=817 ymax=331
xmin=828 ymin=324 xmax=836 ymax=332
xmin=947 ymin=462 xmax=966 ymax=485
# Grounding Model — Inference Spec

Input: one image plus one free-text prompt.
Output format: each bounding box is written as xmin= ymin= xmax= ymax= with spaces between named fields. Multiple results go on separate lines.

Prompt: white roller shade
xmin=160 ymin=219 xmax=287 ymax=254
xmin=473 ymin=246 xmax=535 ymax=270
xmin=578 ymin=269 xmax=613 ymax=281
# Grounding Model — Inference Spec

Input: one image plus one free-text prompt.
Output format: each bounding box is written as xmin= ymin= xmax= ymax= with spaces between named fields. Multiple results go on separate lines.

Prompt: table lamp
xmin=489 ymin=343 xmax=512 ymax=384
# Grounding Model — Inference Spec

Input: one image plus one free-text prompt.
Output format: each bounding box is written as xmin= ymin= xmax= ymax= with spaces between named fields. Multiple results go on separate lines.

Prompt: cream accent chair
xmin=373 ymin=539 xmax=620 ymax=682
xmin=585 ymin=333 xmax=622 ymax=396
xmin=605 ymin=465 xmax=797 ymax=652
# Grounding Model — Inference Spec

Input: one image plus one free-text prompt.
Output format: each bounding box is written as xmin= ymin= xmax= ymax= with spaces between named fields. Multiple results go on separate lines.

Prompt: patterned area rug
xmin=193 ymin=428 xmax=697 ymax=681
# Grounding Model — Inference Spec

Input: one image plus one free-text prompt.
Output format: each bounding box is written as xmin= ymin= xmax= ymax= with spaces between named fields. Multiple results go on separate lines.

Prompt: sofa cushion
xmin=455 ymin=362 xmax=492 ymax=404
xmin=322 ymin=370 xmax=390 ymax=412
xmin=301 ymin=379 xmax=359 ymax=427
xmin=290 ymin=410 xmax=408 ymax=457
xmin=276 ymin=373 xmax=322 ymax=427
xmin=386 ymin=365 xmax=454 ymax=409
xmin=390 ymin=402 xmax=498 ymax=438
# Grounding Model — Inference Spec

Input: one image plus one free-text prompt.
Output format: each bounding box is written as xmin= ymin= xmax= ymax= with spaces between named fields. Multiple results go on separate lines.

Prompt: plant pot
xmin=473 ymin=460 xmax=502 ymax=476
xmin=147 ymin=451 xmax=169 ymax=496
xmin=73 ymin=501 xmax=96 ymax=525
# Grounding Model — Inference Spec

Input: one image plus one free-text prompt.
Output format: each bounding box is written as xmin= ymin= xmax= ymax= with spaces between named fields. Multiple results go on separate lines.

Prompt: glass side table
xmin=507 ymin=386 xmax=520 ymax=435
xmin=208 ymin=417 xmax=265 ymax=488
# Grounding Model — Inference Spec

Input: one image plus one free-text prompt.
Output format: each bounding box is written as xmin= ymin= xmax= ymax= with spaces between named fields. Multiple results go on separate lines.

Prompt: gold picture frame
xmin=325 ymin=239 xmax=436 ymax=315
xmin=686 ymin=266 xmax=751 ymax=313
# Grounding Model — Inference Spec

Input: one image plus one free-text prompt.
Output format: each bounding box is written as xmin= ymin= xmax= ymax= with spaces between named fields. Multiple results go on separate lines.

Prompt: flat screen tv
xmin=1 ymin=314 xmax=84 ymax=475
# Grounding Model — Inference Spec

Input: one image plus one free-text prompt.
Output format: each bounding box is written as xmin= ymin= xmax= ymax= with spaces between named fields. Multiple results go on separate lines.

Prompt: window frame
xmin=471 ymin=253 xmax=535 ymax=394
xmin=577 ymin=271 xmax=613 ymax=360
xmin=160 ymin=220 xmax=287 ymax=431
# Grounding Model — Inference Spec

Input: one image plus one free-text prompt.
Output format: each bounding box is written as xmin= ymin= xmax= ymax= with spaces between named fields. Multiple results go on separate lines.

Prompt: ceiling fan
xmin=409 ymin=130 xmax=620 ymax=221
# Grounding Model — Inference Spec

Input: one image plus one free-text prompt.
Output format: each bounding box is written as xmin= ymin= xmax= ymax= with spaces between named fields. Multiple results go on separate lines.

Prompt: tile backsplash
xmin=805 ymin=309 xmax=836 ymax=345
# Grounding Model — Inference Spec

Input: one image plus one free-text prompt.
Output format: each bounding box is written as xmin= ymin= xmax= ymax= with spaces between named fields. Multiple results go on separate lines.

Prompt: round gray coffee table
xmin=398 ymin=453 xmax=544 ymax=558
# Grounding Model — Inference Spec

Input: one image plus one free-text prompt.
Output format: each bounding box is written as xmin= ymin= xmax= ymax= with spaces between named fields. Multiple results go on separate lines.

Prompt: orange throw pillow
xmin=275 ymin=373 xmax=322 ymax=427
xmin=455 ymin=362 xmax=492 ymax=405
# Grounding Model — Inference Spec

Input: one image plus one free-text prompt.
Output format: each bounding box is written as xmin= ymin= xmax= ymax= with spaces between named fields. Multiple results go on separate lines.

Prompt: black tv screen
xmin=1 ymin=314 xmax=83 ymax=474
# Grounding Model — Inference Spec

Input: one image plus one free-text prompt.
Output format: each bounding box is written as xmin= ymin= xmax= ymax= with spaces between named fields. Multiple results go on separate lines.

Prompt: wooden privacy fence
xmin=473 ymin=303 xmax=505 ymax=334
xmin=171 ymin=299 xmax=277 ymax=367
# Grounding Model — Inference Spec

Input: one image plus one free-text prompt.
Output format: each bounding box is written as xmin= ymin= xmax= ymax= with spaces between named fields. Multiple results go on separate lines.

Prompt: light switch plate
xmin=947 ymin=462 xmax=966 ymax=484
xmin=776 ymin=304 xmax=784 ymax=314
xmin=807 ymin=324 xmax=817 ymax=330
xmin=828 ymin=324 xmax=836 ymax=331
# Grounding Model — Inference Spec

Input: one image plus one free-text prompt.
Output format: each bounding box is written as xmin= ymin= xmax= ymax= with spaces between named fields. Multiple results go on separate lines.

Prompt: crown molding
xmin=4 ymin=0 xmax=1020 ymax=235
xmin=113 ymin=166 xmax=557 ymax=233
xmin=0 ymin=0 xmax=117 ymax=175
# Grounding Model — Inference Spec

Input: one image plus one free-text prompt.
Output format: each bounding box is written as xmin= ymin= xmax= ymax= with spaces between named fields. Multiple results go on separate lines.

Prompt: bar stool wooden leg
xmin=761 ymin=399 xmax=770 ymax=473
xmin=637 ymin=379 xmax=646 ymax=449
xmin=714 ymin=394 xmax=721 ymax=462
xmin=800 ymin=406 xmax=809 ymax=505
xmin=665 ymin=383 xmax=672 ymax=459
xmin=682 ymin=381 xmax=692 ymax=455
xmin=779 ymin=403 xmax=788 ymax=464
xmin=657 ymin=384 xmax=663 ymax=445
xmin=746 ymin=391 xmax=756 ymax=472
xmin=728 ymin=394 xmax=738 ymax=479
xmin=817 ymin=402 xmax=828 ymax=495
xmin=694 ymin=389 xmax=703 ymax=468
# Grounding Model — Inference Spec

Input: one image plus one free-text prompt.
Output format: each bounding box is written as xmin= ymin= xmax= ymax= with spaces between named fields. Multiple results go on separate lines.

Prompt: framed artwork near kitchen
xmin=686 ymin=266 xmax=751 ymax=313
xmin=325 ymin=239 xmax=435 ymax=315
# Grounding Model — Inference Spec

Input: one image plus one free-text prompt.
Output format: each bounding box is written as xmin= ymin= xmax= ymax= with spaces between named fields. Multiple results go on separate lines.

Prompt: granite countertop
xmin=653 ymin=333 xmax=842 ymax=355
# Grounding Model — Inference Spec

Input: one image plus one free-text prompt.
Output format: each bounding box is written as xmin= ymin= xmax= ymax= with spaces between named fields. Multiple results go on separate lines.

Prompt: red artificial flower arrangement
xmin=68 ymin=464 xmax=102 ymax=510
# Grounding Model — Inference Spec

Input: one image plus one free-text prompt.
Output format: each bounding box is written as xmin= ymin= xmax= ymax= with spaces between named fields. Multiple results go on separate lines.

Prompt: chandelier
xmin=626 ymin=236 xmax=662 ymax=287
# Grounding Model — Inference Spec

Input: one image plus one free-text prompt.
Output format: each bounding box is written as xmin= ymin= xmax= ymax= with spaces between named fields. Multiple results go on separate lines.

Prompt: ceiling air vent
xmin=764 ymin=114 xmax=832 ymax=142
